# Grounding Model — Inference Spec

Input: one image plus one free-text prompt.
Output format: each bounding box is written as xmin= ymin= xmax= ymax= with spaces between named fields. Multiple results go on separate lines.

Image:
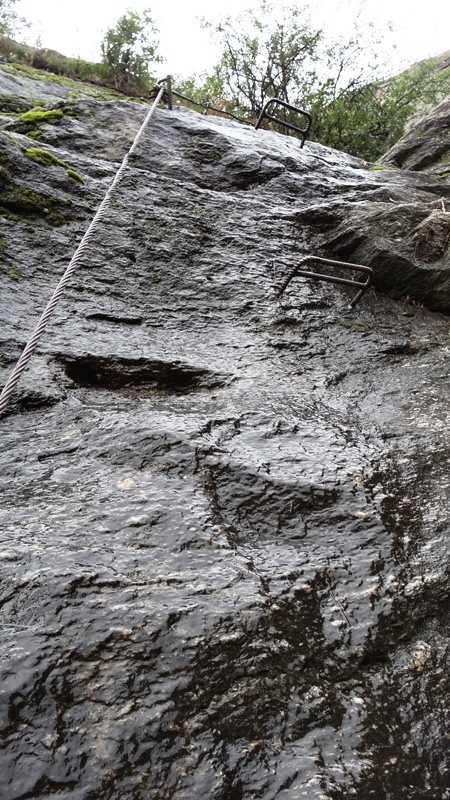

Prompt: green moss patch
xmin=1 ymin=184 xmax=49 ymax=215
xmin=0 ymin=144 xmax=78 ymax=224
xmin=0 ymin=164 xmax=12 ymax=186
xmin=24 ymin=147 xmax=67 ymax=167
xmin=19 ymin=107 xmax=63 ymax=124
xmin=4 ymin=105 xmax=65 ymax=137
xmin=47 ymin=212 xmax=66 ymax=226
xmin=24 ymin=147 xmax=84 ymax=184
xmin=369 ymin=164 xmax=398 ymax=171
xmin=0 ymin=135 xmax=84 ymax=221
xmin=0 ymin=263 xmax=20 ymax=279
xmin=0 ymin=234 xmax=18 ymax=278
xmin=66 ymin=167 xmax=84 ymax=184
xmin=0 ymin=94 xmax=32 ymax=115
xmin=0 ymin=180 xmax=74 ymax=224
xmin=0 ymin=61 xmax=128 ymax=101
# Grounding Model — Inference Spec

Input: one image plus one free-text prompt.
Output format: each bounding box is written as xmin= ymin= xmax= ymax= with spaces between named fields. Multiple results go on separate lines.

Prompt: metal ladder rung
xmin=277 ymin=256 xmax=373 ymax=308
xmin=255 ymin=98 xmax=312 ymax=147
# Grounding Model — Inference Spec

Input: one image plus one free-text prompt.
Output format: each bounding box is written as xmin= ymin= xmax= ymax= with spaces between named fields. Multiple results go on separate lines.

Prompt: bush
xmin=101 ymin=8 xmax=163 ymax=90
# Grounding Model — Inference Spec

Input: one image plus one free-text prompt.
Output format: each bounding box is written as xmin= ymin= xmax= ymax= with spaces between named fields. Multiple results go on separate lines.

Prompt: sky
xmin=15 ymin=0 xmax=450 ymax=79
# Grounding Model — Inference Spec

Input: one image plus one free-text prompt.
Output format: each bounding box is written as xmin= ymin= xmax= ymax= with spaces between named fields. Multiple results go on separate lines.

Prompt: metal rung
xmin=255 ymin=98 xmax=312 ymax=147
xmin=277 ymin=256 xmax=373 ymax=308
xmin=157 ymin=75 xmax=173 ymax=109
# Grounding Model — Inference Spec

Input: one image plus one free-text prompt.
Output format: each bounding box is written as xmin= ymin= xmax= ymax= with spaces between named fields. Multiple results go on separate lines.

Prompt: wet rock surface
xmin=2 ymin=77 xmax=450 ymax=799
xmin=0 ymin=62 xmax=127 ymax=103
xmin=325 ymin=199 xmax=450 ymax=313
xmin=381 ymin=94 xmax=450 ymax=181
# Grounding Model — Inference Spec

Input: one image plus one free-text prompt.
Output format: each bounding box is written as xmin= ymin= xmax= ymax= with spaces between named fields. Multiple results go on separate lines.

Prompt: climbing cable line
xmin=0 ymin=86 xmax=166 ymax=418
xmin=0 ymin=78 xmax=372 ymax=418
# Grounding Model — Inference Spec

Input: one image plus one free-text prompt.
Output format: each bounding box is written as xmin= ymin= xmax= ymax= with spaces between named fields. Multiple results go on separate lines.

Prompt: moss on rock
xmin=0 ymin=94 xmax=32 ymax=115
xmin=7 ymin=106 xmax=64 ymax=136
xmin=24 ymin=147 xmax=68 ymax=167
xmin=0 ymin=164 xmax=12 ymax=186
xmin=0 ymin=182 xmax=70 ymax=225
xmin=24 ymin=147 xmax=84 ymax=184
xmin=0 ymin=61 xmax=127 ymax=101
xmin=1 ymin=184 xmax=49 ymax=214
xmin=369 ymin=164 xmax=398 ymax=171
xmin=19 ymin=107 xmax=64 ymax=124
xmin=47 ymin=212 xmax=66 ymax=226
xmin=66 ymin=167 xmax=84 ymax=184
xmin=0 ymin=263 xmax=20 ymax=279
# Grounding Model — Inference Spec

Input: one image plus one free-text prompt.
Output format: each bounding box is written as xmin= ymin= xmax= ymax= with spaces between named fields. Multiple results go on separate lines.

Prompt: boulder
xmin=1 ymin=69 xmax=450 ymax=799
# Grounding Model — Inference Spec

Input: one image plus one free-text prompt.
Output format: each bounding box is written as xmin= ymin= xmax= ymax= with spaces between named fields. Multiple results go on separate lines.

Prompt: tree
xmin=101 ymin=8 xmax=163 ymax=90
xmin=200 ymin=2 xmax=394 ymax=139
xmin=0 ymin=0 xmax=27 ymax=37
xmin=196 ymin=2 xmax=450 ymax=160
xmin=174 ymin=69 xmax=238 ymax=117
xmin=310 ymin=58 xmax=450 ymax=160
xmin=202 ymin=1 xmax=322 ymax=118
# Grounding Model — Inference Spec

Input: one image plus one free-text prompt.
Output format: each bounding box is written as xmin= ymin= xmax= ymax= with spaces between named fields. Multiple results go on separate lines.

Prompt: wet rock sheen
xmin=1 ymin=72 xmax=450 ymax=799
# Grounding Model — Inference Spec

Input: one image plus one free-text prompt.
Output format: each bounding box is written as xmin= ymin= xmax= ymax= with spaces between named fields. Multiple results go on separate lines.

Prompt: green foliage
xmin=199 ymin=1 xmax=395 ymax=149
xmin=174 ymin=70 xmax=248 ymax=120
xmin=175 ymin=70 xmax=226 ymax=108
xmin=308 ymin=83 xmax=387 ymax=160
xmin=202 ymin=2 xmax=322 ymax=117
xmin=0 ymin=0 xmax=27 ymax=37
xmin=0 ymin=38 xmax=137 ymax=99
xmin=26 ymin=46 xmax=110 ymax=83
xmin=310 ymin=58 xmax=450 ymax=159
xmin=101 ymin=8 xmax=163 ymax=90
xmin=378 ymin=59 xmax=450 ymax=147
xmin=197 ymin=1 xmax=450 ymax=160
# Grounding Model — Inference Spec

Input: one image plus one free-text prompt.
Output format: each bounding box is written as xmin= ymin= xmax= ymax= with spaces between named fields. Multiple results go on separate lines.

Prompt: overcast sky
xmin=16 ymin=0 xmax=450 ymax=79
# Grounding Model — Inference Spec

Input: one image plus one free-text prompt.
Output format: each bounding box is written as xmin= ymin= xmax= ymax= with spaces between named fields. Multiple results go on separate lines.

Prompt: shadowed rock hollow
xmin=1 ymin=73 xmax=450 ymax=799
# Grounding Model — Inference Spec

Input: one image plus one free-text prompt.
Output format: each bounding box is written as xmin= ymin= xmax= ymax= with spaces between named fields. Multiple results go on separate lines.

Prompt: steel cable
xmin=0 ymin=85 xmax=165 ymax=418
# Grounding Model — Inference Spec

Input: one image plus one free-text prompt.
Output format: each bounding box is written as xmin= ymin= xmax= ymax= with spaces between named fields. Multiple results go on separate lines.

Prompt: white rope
xmin=0 ymin=85 xmax=165 ymax=418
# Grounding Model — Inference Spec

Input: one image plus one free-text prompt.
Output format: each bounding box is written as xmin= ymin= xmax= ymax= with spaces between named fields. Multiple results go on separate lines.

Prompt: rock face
xmin=380 ymin=94 xmax=450 ymax=181
xmin=323 ymin=95 xmax=450 ymax=313
xmin=1 ymin=68 xmax=450 ymax=799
